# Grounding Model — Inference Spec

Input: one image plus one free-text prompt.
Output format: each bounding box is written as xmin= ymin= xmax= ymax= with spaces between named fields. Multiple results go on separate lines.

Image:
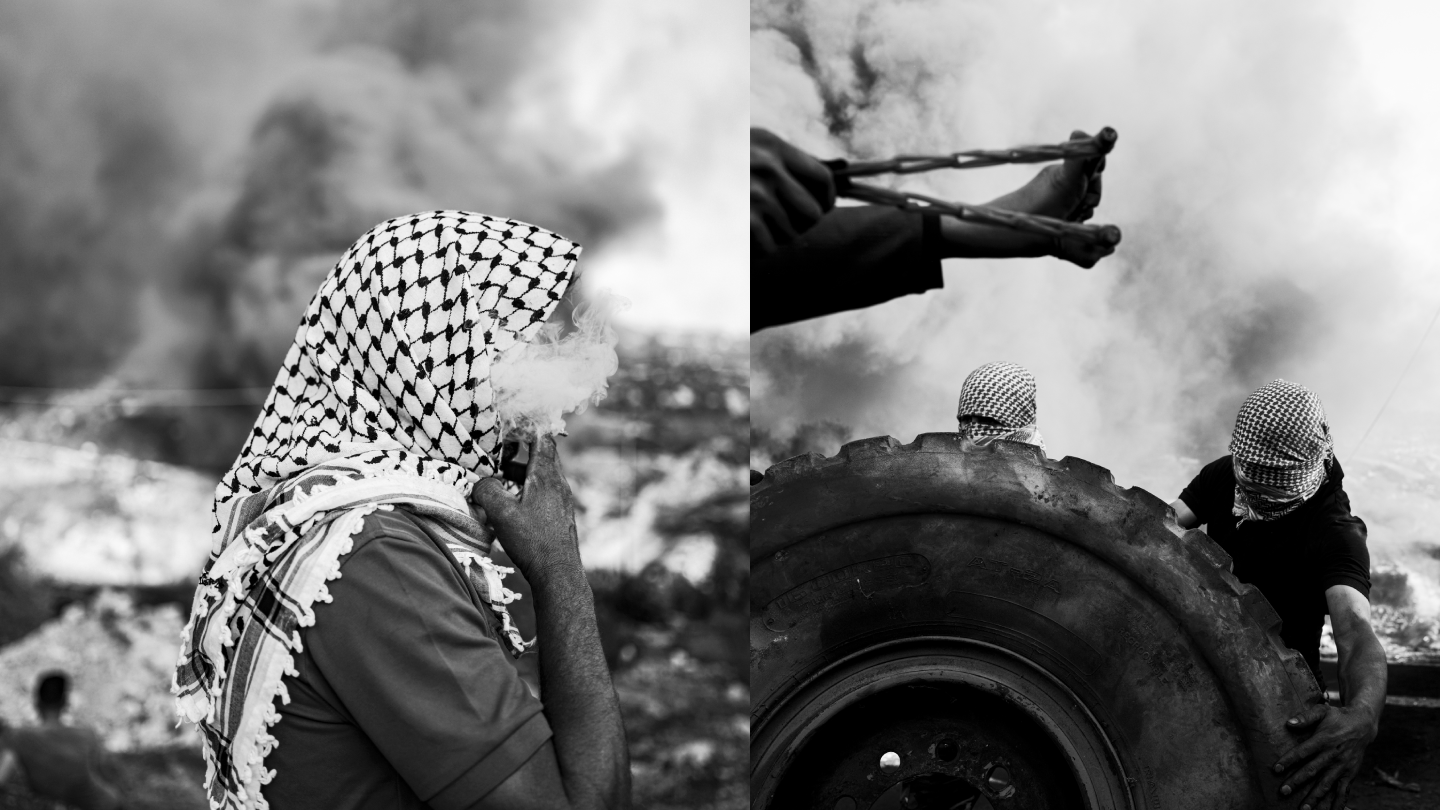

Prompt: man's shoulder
xmin=8 ymin=725 xmax=101 ymax=760
xmin=1183 ymin=456 xmax=1234 ymax=501
xmin=1201 ymin=455 xmax=1234 ymax=477
xmin=1309 ymin=485 xmax=1367 ymax=539
xmin=337 ymin=507 xmax=475 ymax=600
xmin=349 ymin=506 xmax=436 ymax=552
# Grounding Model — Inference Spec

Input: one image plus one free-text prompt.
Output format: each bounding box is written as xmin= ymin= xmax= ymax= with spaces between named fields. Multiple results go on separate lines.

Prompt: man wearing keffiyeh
xmin=1171 ymin=380 xmax=1384 ymax=810
xmin=172 ymin=211 xmax=629 ymax=810
xmin=955 ymin=361 xmax=1046 ymax=454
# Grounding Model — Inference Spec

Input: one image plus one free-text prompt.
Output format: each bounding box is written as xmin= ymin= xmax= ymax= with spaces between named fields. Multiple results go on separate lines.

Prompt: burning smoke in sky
xmin=0 ymin=0 xmax=745 ymax=397
xmin=752 ymin=0 xmax=1440 ymax=616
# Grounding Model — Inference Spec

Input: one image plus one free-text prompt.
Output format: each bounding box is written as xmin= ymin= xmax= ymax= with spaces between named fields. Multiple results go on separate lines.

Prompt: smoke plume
xmin=493 ymin=289 xmax=627 ymax=439
xmin=0 ymin=0 xmax=724 ymax=394
xmin=0 ymin=0 xmax=752 ymax=467
xmin=752 ymin=0 xmax=1440 ymax=615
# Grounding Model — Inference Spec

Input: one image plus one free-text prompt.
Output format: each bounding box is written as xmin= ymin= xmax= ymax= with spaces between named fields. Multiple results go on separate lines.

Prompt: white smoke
xmin=752 ymin=0 xmax=1440 ymax=616
xmin=0 ymin=0 xmax=746 ymax=396
xmin=492 ymin=290 xmax=628 ymax=439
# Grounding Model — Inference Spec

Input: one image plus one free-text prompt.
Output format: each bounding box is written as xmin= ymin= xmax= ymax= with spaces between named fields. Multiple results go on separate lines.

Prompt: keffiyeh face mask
xmin=174 ymin=211 xmax=581 ymax=810
xmin=213 ymin=211 xmax=579 ymax=537
xmin=1229 ymin=379 xmax=1333 ymax=524
xmin=956 ymin=361 xmax=1046 ymax=452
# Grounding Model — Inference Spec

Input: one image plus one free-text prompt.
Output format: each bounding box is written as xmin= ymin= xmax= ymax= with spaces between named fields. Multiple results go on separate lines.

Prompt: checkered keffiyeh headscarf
xmin=1229 ymin=379 xmax=1334 ymax=523
xmin=172 ymin=211 xmax=579 ymax=810
xmin=956 ymin=361 xmax=1046 ymax=452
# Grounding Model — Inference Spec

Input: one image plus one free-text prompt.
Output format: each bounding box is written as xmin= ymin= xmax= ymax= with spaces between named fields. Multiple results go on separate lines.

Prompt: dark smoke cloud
xmin=0 ymin=0 xmax=659 ymax=393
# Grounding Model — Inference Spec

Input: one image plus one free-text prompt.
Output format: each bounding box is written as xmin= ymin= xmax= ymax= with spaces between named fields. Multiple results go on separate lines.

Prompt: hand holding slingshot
xmin=825 ymin=127 xmax=1120 ymax=249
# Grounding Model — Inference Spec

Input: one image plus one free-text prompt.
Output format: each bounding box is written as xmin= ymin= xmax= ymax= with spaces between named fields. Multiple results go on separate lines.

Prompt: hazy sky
xmin=0 ymin=0 xmax=748 ymax=396
xmin=550 ymin=0 xmax=747 ymax=335
xmin=751 ymin=0 xmax=1440 ymax=608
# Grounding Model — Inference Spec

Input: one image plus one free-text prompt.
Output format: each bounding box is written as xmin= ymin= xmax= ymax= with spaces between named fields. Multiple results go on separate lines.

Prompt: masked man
xmin=955 ymin=362 xmax=1046 ymax=453
xmin=173 ymin=212 xmax=629 ymax=810
xmin=1170 ymin=380 xmax=1384 ymax=810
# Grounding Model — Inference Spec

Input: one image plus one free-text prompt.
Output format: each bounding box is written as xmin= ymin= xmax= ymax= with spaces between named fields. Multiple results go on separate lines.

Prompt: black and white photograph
xmin=751 ymin=0 xmax=1440 ymax=808
xmin=0 ymin=2 xmax=747 ymax=809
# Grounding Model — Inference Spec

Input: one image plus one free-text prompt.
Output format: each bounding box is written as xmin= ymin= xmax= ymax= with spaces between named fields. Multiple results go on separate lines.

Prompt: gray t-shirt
xmin=263 ymin=508 xmax=551 ymax=809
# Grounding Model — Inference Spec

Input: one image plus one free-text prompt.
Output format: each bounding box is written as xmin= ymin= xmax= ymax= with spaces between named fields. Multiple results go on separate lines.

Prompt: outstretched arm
xmin=1273 ymin=584 xmax=1385 ymax=810
xmin=751 ymin=129 xmax=1116 ymax=331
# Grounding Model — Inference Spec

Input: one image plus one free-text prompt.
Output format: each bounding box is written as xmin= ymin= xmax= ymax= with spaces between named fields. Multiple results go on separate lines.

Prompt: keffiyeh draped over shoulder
xmin=955 ymin=361 xmax=1046 ymax=453
xmin=172 ymin=211 xmax=580 ymax=810
xmin=1229 ymin=379 xmax=1334 ymax=523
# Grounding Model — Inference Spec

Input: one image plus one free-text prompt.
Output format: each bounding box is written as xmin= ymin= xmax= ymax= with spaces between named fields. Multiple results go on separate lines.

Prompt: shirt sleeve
xmin=1178 ymin=458 xmax=1227 ymax=527
xmin=1318 ymin=501 xmax=1372 ymax=600
xmin=305 ymin=513 xmax=552 ymax=807
xmin=753 ymin=205 xmax=943 ymax=332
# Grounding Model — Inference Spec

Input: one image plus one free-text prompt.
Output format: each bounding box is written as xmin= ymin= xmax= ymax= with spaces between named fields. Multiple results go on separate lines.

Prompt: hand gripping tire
xmin=750 ymin=434 xmax=1324 ymax=810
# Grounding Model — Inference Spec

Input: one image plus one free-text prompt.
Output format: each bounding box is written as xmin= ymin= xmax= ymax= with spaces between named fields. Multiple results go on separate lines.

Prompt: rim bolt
xmin=935 ymin=739 xmax=958 ymax=762
xmin=986 ymin=765 xmax=1017 ymax=798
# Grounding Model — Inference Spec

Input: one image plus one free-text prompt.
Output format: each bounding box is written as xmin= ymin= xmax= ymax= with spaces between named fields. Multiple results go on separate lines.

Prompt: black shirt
xmin=1178 ymin=456 xmax=1371 ymax=681
xmin=753 ymin=206 xmax=943 ymax=332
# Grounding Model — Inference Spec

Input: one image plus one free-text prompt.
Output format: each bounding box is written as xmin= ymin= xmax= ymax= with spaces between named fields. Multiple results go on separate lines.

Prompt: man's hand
xmin=1273 ymin=585 xmax=1386 ymax=810
xmin=988 ymin=129 xmax=1108 ymax=222
xmin=1274 ymin=702 xmax=1375 ymax=809
xmin=471 ymin=435 xmax=632 ymax=810
xmin=1049 ymin=234 xmax=1116 ymax=269
xmin=472 ymin=435 xmax=583 ymax=587
xmin=981 ymin=129 xmax=1114 ymax=268
xmin=751 ymin=128 xmax=837 ymax=255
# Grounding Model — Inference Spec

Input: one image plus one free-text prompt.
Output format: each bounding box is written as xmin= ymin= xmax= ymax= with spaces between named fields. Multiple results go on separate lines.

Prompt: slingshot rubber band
xmin=828 ymin=127 xmax=1120 ymax=247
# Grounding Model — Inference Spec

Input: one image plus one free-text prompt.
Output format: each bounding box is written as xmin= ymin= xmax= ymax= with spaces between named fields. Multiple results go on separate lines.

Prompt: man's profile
xmin=172 ymin=212 xmax=630 ymax=810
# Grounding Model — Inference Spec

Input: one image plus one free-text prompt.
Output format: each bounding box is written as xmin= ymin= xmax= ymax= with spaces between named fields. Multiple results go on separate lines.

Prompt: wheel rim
xmin=753 ymin=638 xmax=1135 ymax=810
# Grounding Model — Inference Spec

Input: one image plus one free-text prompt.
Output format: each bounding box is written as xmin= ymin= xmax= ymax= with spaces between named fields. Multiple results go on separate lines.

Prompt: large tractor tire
xmin=750 ymin=434 xmax=1325 ymax=810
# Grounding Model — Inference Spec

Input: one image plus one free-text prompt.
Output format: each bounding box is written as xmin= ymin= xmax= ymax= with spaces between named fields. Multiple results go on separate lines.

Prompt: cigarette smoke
xmin=752 ymin=0 xmax=1440 ymax=618
xmin=493 ymin=290 xmax=628 ymax=439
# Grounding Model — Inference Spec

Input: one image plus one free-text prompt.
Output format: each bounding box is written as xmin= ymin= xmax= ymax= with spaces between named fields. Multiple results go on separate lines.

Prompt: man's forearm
xmin=1337 ymin=626 xmax=1387 ymax=730
xmin=532 ymin=565 xmax=631 ymax=810
xmin=936 ymin=215 xmax=1053 ymax=259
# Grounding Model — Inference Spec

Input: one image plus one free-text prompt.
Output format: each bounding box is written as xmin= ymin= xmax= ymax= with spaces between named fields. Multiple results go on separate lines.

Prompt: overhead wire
xmin=1349 ymin=297 xmax=1440 ymax=458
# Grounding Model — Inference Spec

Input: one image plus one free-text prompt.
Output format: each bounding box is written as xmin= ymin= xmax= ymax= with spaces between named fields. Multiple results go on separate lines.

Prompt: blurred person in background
xmin=751 ymin=127 xmax=1114 ymax=331
xmin=955 ymin=361 xmax=1046 ymax=453
xmin=1170 ymin=379 xmax=1383 ymax=810
xmin=0 ymin=671 xmax=124 ymax=810
xmin=173 ymin=212 xmax=628 ymax=810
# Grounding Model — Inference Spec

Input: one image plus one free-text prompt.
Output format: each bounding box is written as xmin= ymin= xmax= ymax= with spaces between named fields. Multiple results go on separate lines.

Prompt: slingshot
xmin=826 ymin=127 xmax=1121 ymax=247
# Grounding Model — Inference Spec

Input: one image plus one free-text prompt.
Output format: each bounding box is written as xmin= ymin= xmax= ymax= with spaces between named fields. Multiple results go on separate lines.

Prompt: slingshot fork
xmin=826 ymin=127 xmax=1121 ymax=247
